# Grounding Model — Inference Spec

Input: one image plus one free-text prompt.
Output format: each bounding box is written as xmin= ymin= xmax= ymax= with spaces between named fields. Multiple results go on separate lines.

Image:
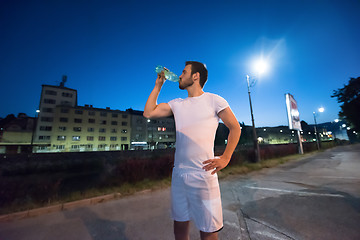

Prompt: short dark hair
xmin=185 ymin=61 xmax=208 ymax=88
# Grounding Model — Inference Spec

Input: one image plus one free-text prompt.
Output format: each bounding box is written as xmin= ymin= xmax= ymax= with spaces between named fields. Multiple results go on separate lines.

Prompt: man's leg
xmin=174 ymin=220 xmax=190 ymax=240
xmin=200 ymin=231 xmax=218 ymax=240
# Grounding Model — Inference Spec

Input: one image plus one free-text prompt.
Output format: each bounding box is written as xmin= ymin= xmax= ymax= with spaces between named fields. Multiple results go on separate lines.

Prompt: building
xmin=127 ymin=109 xmax=176 ymax=150
xmin=48 ymin=105 xmax=131 ymax=152
xmin=28 ymin=77 xmax=174 ymax=153
xmin=0 ymin=113 xmax=35 ymax=154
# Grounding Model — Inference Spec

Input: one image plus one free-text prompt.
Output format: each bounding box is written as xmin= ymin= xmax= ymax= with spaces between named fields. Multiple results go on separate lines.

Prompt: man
xmin=143 ymin=61 xmax=241 ymax=240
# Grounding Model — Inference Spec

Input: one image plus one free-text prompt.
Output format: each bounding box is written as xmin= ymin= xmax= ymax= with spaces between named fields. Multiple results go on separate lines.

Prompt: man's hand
xmin=202 ymin=155 xmax=231 ymax=175
xmin=155 ymin=71 xmax=166 ymax=88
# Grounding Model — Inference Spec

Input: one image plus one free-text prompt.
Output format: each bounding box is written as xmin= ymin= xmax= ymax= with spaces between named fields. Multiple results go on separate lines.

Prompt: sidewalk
xmin=0 ymin=182 xmax=249 ymax=240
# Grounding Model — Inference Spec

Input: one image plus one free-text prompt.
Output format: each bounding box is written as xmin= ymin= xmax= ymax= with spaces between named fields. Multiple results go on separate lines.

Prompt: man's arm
xmin=143 ymin=72 xmax=173 ymax=119
xmin=203 ymin=107 xmax=241 ymax=174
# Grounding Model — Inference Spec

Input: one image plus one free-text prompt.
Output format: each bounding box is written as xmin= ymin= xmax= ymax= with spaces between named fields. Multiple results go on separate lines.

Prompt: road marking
xmin=310 ymin=176 xmax=360 ymax=180
xmin=245 ymin=186 xmax=344 ymax=198
xmin=254 ymin=231 xmax=290 ymax=240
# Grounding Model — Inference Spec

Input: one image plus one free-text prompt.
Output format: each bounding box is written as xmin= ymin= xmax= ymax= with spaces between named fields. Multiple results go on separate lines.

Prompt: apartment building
xmin=1 ymin=77 xmax=175 ymax=153
xmin=50 ymin=105 xmax=130 ymax=152
xmin=34 ymin=77 xmax=77 ymax=151
xmin=127 ymin=109 xmax=175 ymax=150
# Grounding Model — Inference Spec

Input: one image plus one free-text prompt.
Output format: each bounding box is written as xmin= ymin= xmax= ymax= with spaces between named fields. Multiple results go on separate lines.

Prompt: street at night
xmin=1 ymin=144 xmax=359 ymax=240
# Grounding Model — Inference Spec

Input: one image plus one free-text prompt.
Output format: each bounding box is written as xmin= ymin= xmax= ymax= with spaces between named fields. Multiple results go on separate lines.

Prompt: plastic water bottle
xmin=155 ymin=65 xmax=179 ymax=82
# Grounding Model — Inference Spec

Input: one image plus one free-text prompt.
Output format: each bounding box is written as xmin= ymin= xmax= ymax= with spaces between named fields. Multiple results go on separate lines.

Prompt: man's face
xmin=179 ymin=65 xmax=194 ymax=90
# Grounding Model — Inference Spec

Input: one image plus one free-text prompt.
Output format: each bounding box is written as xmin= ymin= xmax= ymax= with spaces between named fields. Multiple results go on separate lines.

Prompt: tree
xmin=331 ymin=77 xmax=360 ymax=131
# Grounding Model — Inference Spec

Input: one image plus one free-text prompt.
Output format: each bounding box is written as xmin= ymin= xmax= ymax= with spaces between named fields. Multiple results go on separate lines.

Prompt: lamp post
xmin=313 ymin=107 xmax=324 ymax=150
xmin=246 ymin=75 xmax=261 ymax=162
xmin=246 ymin=58 xmax=269 ymax=162
xmin=30 ymin=110 xmax=40 ymax=153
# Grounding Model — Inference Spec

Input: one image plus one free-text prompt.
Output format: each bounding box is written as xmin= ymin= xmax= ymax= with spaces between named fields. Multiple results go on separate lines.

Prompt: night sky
xmin=1 ymin=0 xmax=359 ymax=127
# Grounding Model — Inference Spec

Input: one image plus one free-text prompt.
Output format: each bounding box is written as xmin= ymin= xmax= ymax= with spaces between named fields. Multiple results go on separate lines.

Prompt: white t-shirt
xmin=168 ymin=92 xmax=229 ymax=171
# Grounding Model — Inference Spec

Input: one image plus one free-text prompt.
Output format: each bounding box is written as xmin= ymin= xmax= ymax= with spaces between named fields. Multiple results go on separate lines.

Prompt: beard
xmin=179 ymin=78 xmax=194 ymax=90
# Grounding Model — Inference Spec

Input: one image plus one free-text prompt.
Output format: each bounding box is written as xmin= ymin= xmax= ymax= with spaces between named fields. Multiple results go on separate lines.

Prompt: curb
xmin=0 ymin=192 xmax=122 ymax=223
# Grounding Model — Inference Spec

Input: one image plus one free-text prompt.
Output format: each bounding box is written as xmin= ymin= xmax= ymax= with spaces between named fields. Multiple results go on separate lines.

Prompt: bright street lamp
xmin=313 ymin=107 xmax=325 ymax=150
xmin=246 ymin=57 xmax=269 ymax=162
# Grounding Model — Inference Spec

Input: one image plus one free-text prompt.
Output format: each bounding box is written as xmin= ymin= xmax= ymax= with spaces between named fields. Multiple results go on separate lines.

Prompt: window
xmin=99 ymin=136 xmax=106 ymax=141
xmin=100 ymin=112 xmax=107 ymax=117
xmin=112 ymin=113 xmax=118 ymax=118
xmin=122 ymin=129 xmax=127 ymax=133
xmin=73 ymin=127 xmax=81 ymax=132
xmin=121 ymin=121 xmax=128 ymax=126
xmin=75 ymin=110 xmax=83 ymax=115
xmin=72 ymin=136 xmax=81 ymax=141
xmin=60 ymin=101 xmax=72 ymax=106
xmin=40 ymin=126 xmax=52 ymax=131
xmin=111 ymin=129 xmax=117 ymax=133
xmin=121 ymin=137 xmax=127 ymax=141
xmin=61 ymin=108 xmax=69 ymax=113
xmin=41 ymin=117 xmax=53 ymax=122
xmin=59 ymin=126 xmax=66 ymax=131
xmin=56 ymin=145 xmax=65 ymax=150
xmin=100 ymin=120 xmax=107 ymax=125
xmin=74 ymin=118 xmax=82 ymax=123
xmin=62 ymin=92 xmax=73 ymax=98
xmin=42 ymin=108 xmax=53 ymax=113
xmin=110 ymin=144 xmax=118 ymax=148
xmin=111 ymin=121 xmax=117 ymax=125
xmin=45 ymin=90 xmax=57 ymax=96
xmin=98 ymin=144 xmax=106 ymax=149
xmin=71 ymin=145 xmax=80 ymax=149
xmin=44 ymin=99 xmax=56 ymax=104
xmin=87 ymin=136 xmax=94 ymax=141
xmin=39 ymin=136 xmax=51 ymax=140
xmin=122 ymin=114 xmax=128 ymax=118
xmin=88 ymin=111 xmax=95 ymax=116
xmin=88 ymin=118 xmax=95 ymax=123
xmin=110 ymin=137 xmax=117 ymax=141
xmin=60 ymin=117 xmax=68 ymax=122
xmin=85 ymin=144 xmax=93 ymax=149
xmin=99 ymin=128 xmax=106 ymax=133
xmin=88 ymin=127 xmax=94 ymax=132
xmin=57 ymin=136 xmax=66 ymax=141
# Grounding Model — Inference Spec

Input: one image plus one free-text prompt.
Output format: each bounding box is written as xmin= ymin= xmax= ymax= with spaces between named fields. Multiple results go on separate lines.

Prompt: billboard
xmin=285 ymin=93 xmax=302 ymax=131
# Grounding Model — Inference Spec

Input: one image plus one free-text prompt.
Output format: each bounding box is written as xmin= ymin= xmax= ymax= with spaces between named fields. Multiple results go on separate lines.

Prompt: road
xmin=0 ymin=144 xmax=359 ymax=240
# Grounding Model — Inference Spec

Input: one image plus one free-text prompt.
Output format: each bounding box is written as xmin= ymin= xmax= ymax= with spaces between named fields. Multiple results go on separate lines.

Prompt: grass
xmin=1 ymin=151 xmax=316 ymax=216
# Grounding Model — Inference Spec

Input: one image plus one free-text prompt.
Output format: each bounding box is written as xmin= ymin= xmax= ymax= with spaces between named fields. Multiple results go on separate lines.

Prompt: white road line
xmin=310 ymin=176 xmax=360 ymax=180
xmin=254 ymin=230 xmax=290 ymax=240
xmin=245 ymin=186 xmax=344 ymax=198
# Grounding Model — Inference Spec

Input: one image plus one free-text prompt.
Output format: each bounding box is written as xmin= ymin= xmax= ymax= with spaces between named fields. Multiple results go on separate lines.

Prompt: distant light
xmin=334 ymin=119 xmax=339 ymax=123
xmin=263 ymin=129 xmax=267 ymax=131
xmin=36 ymin=110 xmax=40 ymax=113
xmin=147 ymin=119 xmax=151 ymax=123
xmin=342 ymin=124 xmax=346 ymax=128
xmin=280 ymin=130 xmax=283 ymax=132
xmin=353 ymin=131 xmax=356 ymax=134
xmin=318 ymin=107 xmax=325 ymax=113
xmin=253 ymin=58 xmax=269 ymax=75
xmin=347 ymin=127 xmax=351 ymax=130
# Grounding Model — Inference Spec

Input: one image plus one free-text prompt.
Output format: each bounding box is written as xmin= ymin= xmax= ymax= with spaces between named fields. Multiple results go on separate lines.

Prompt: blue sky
xmin=1 ymin=0 xmax=359 ymax=127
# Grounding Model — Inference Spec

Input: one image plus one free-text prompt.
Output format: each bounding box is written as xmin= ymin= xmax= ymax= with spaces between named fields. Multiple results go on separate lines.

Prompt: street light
xmin=30 ymin=110 xmax=40 ymax=153
xmin=313 ymin=107 xmax=324 ymax=150
xmin=246 ymin=57 xmax=269 ymax=162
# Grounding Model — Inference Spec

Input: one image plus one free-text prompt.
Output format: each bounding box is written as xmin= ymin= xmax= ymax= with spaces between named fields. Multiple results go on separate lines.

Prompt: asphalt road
xmin=0 ymin=144 xmax=359 ymax=240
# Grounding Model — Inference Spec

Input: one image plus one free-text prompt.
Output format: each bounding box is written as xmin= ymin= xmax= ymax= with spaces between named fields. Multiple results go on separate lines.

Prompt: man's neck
xmin=187 ymin=88 xmax=204 ymax=98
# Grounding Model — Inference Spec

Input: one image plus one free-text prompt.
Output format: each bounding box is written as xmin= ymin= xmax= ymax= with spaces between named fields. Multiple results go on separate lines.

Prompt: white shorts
xmin=171 ymin=167 xmax=223 ymax=233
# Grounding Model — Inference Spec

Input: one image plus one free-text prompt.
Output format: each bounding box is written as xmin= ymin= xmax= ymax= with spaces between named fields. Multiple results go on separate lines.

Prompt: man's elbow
xmin=143 ymin=111 xmax=151 ymax=119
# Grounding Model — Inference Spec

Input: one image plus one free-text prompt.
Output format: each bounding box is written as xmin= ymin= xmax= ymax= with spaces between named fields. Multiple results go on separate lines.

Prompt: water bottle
xmin=155 ymin=65 xmax=179 ymax=82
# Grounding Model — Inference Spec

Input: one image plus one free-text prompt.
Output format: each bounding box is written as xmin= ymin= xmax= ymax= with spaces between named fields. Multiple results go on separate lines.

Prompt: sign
xmin=285 ymin=93 xmax=302 ymax=131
